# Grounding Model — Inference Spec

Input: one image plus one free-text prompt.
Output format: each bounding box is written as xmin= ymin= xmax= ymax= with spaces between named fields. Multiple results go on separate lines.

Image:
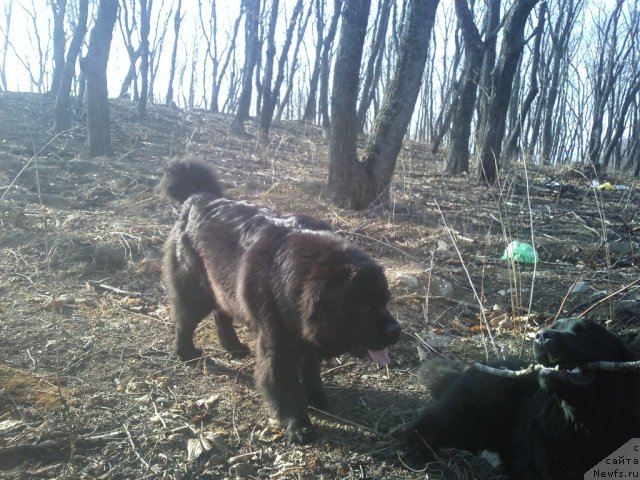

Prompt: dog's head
xmin=534 ymin=318 xmax=635 ymax=399
xmin=301 ymin=250 xmax=400 ymax=362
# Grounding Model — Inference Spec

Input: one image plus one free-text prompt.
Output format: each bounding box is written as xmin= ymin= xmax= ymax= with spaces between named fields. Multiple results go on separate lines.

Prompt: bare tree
xmin=49 ymin=0 xmax=67 ymax=96
xmin=476 ymin=0 xmax=539 ymax=184
xmin=301 ymin=0 xmax=327 ymax=123
xmin=230 ymin=0 xmax=261 ymax=134
xmin=118 ymin=0 xmax=140 ymax=99
xmin=586 ymin=0 xmax=637 ymax=167
xmin=13 ymin=0 xmax=50 ymax=92
xmin=330 ymin=0 xmax=440 ymax=209
xmin=260 ymin=0 xmax=304 ymax=138
xmin=328 ymin=0 xmax=370 ymax=206
xmin=356 ymin=0 xmax=391 ymax=131
xmin=444 ymin=0 xmax=486 ymax=175
xmin=147 ymin=0 xmax=172 ymax=103
xmin=540 ymin=0 xmax=583 ymax=164
xmin=165 ymin=0 xmax=182 ymax=106
xmin=0 ymin=0 xmax=12 ymax=91
xmin=81 ymin=0 xmax=118 ymax=157
xmin=474 ymin=0 xmax=501 ymax=142
xmin=275 ymin=0 xmax=312 ymax=120
xmin=504 ymin=0 xmax=546 ymax=159
xmin=318 ymin=0 xmax=342 ymax=130
xmin=199 ymin=1 xmax=243 ymax=112
xmin=54 ymin=0 xmax=89 ymax=132
xmin=258 ymin=0 xmax=280 ymax=138
xmin=137 ymin=0 xmax=151 ymax=117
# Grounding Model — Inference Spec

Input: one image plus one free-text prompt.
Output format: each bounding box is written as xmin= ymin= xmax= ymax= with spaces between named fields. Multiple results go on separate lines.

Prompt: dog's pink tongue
xmin=368 ymin=348 xmax=390 ymax=365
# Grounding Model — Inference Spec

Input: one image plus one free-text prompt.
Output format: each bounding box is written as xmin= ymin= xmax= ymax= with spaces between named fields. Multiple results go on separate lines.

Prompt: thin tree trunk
xmin=444 ymin=0 xmax=485 ymax=175
xmin=504 ymin=0 xmax=545 ymax=159
xmin=319 ymin=0 xmax=342 ymax=131
xmin=301 ymin=0 xmax=326 ymax=123
xmin=356 ymin=0 xmax=391 ymax=131
xmin=165 ymin=0 xmax=182 ymax=106
xmin=477 ymin=0 xmax=539 ymax=184
xmin=49 ymin=0 xmax=67 ymax=96
xmin=258 ymin=0 xmax=280 ymax=139
xmin=138 ymin=0 xmax=151 ymax=118
xmin=81 ymin=0 xmax=117 ymax=157
xmin=231 ymin=0 xmax=261 ymax=134
xmin=54 ymin=0 xmax=88 ymax=132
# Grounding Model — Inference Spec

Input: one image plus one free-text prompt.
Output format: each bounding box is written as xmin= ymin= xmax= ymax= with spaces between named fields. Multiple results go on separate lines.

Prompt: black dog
xmin=406 ymin=318 xmax=640 ymax=479
xmin=159 ymin=158 xmax=400 ymax=443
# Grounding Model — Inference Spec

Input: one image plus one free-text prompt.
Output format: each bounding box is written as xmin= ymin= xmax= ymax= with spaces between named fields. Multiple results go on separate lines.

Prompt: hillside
xmin=0 ymin=91 xmax=638 ymax=479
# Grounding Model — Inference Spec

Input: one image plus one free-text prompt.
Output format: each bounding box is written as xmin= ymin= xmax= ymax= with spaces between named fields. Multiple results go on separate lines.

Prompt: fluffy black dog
xmin=159 ymin=158 xmax=400 ymax=443
xmin=406 ymin=318 xmax=640 ymax=479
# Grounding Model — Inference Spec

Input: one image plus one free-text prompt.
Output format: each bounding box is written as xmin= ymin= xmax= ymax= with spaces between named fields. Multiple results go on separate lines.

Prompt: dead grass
xmin=0 ymin=91 xmax=638 ymax=478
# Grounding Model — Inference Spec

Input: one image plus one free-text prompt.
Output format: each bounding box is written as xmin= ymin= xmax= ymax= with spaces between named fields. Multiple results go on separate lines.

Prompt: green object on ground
xmin=501 ymin=240 xmax=537 ymax=264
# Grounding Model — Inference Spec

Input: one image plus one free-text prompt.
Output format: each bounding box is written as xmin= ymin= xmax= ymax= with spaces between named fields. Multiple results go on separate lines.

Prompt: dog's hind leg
xmin=214 ymin=311 xmax=250 ymax=356
xmin=170 ymin=282 xmax=214 ymax=362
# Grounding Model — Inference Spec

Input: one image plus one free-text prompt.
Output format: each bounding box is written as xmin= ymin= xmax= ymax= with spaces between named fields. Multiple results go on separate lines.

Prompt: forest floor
xmin=0 ymin=92 xmax=639 ymax=480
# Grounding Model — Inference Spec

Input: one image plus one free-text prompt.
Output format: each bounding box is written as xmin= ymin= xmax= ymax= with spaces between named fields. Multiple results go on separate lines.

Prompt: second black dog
xmin=406 ymin=318 xmax=640 ymax=479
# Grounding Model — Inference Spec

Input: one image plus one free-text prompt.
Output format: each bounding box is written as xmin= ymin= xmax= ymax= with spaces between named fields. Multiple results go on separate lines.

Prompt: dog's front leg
xmin=254 ymin=333 xmax=314 ymax=444
xmin=301 ymin=350 xmax=327 ymax=410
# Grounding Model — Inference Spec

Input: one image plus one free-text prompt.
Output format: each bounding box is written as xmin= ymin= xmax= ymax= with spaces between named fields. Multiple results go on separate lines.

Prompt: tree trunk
xmin=474 ymin=0 xmax=501 ymax=144
xmin=138 ymin=0 xmax=151 ymax=118
xmin=81 ymin=0 xmax=118 ymax=157
xmin=275 ymin=0 xmax=312 ymax=121
xmin=302 ymin=0 xmax=326 ymax=123
xmin=165 ymin=0 xmax=182 ymax=106
xmin=541 ymin=0 xmax=580 ymax=164
xmin=477 ymin=0 xmax=539 ymax=184
xmin=359 ymin=0 xmax=439 ymax=205
xmin=356 ymin=0 xmax=391 ymax=131
xmin=328 ymin=0 xmax=371 ymax=205
xmin=49 ymin=0 xmax=67 ymax=96
xmin=53 ymin=0 xmax=89 ymax=132
xmin=210 ymin=3 xmax=242 ymax=113
xmin=117 ymin=0 xmax=140 ymax=100
xmin=444 ymin=0 xmax=485 ymax=175
xmin=231 ymin=0 xmax=261 ymax=134
xmin=319 ymin=0 xmax=342 ymax=131
xmin=260 ymin=0 xmax=303 ymax=137
xmin=329 ymin=0 xmax=439 ymax=209
xmin=504 ymin=0 xmax=545 ymax=159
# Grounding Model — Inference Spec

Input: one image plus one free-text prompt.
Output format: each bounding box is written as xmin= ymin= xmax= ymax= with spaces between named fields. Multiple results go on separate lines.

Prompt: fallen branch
xmin=473 ymin=359 xmax=640 ymax=377
xmin=87 ymin=280 xmax=157 ymax=304
xmin=0 ymin=430 xmax=124 ymax=469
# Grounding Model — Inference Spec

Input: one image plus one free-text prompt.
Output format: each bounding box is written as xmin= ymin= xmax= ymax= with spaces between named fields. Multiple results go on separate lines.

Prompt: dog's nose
xmin=386 ymin=322 xmax=401 ymax=342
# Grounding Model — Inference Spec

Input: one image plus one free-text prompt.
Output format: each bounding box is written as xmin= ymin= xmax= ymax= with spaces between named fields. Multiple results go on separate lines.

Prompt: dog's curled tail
xmin=159 ymin=157 xmax=224 ymax=204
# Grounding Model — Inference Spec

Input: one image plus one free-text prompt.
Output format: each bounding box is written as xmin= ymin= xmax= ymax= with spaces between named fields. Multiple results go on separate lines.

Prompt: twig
xmin=335 ymin=230 xmax=424 ymax=263
xmin=87 ymin=280 xmax=157 ymax=304
xmin=433 ymin=200 xmax=499 ymax=359
xmin=308 ymin=406 xmax=391 ymax=439
xmin=578 ymin=278 xmax=640 ymax=317
xmin=123 ymin=423 xmax=151 ymax=470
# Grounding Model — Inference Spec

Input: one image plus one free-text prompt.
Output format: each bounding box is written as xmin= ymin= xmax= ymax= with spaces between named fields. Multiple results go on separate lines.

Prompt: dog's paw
xmin=176 ymin=348 xmax=204 ymax=363
xmin=285 ymin=420 xmax=315 ymax=444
